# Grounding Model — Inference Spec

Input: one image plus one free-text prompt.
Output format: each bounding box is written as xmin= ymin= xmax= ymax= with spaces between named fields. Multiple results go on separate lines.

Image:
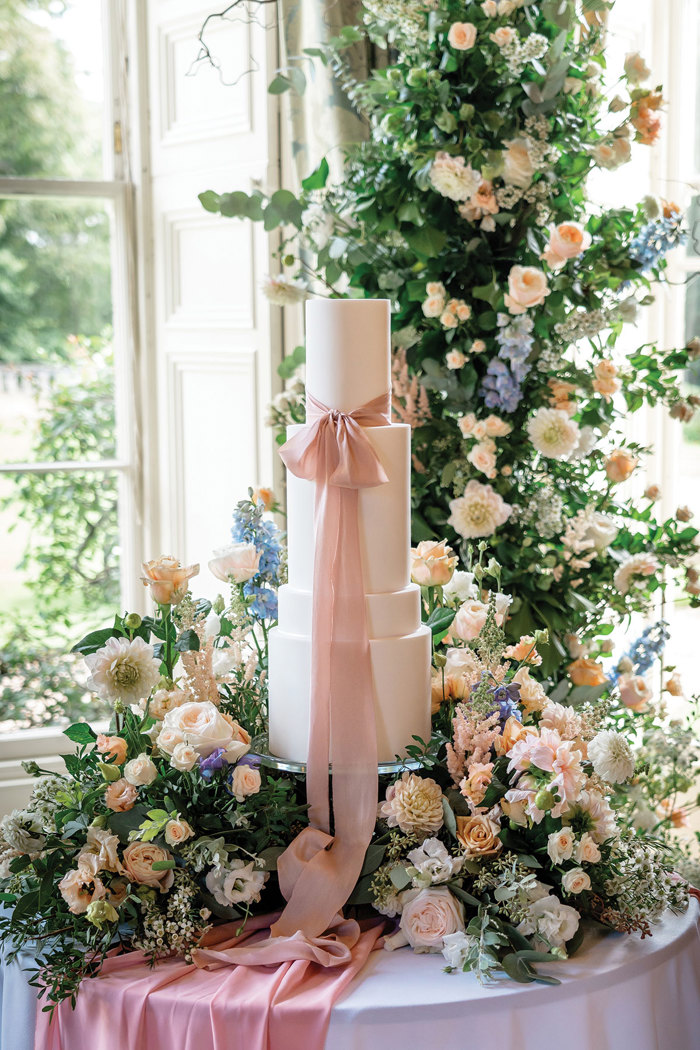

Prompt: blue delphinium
xmin=480 ymin=314 xmax=534 ymax=412
xmin=231 ymin=497 xmax=284 ymax=620
xmin=481 ymin=358 xmax=523 ymax=413
xmin=629 ymin=214 xmax=686 ymax=273
xmin=608 ymin=620 xmax=669 ymax=685
xmin=487 ymin=679 xmax=522 ymax=725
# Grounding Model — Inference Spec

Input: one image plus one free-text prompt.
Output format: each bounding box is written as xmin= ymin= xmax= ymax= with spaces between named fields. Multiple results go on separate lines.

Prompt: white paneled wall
xmin=147 ymin=0 xmax=281 ymax=596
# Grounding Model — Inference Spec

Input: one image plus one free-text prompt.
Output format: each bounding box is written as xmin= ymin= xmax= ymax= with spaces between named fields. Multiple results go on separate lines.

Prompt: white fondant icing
xmin=306 ymin=298 xmax=391 ymax=412
xmin=277 ymin=583 xmax=421 ymax=640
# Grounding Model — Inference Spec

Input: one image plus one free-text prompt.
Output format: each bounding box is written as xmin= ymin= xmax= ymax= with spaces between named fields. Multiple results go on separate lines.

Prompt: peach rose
xmin=122 ymin=841 xmax=174 ymax=892
xmin=141 ymin=555 xmax=199 ymax=605
xmin=644 ymin=484 xmax=661 ymax=501
xmin=593 ymin=375 xmax=621 ymax=401
xmin=208 ymin=542 xmax=261 ymax=584
xmin=460 ymin=761 xmax=493 ymax=804
xmin=468 ymin=441 xmax=497 ymax=479
xmin=105 ymin=778 xmax=138 ymax=812
xmin=252 ymin=487 xmax=275 ymax=511
xmin=410 ymin=540 xmax=457 ymax=587
xmin=230 ymin=763 xmax=262 ymax=802
xmin=456 ymin=814 xmax=502 ymax=857
xmin=494 ymin=714 xmax=534 ymax=757
xmin=490 ymin=26 xmax=516 ymax=47
xmin=624 ymin=51 xmax=650 ymax=84
xmin=451 ymin=599 xmax=489 ymax=641
xmin=422 ymin=294 xmax=445 ymax=318
xmin=512 ymin=666 xmax=547 ymax=715
xmin=484 ymin=415 xmax=511 ymax=437
xmin=164 ymin=817 xmax=195 ymax=847
xmin=504 ymin=266 xmax=550 ymax=314
xmin=446 ymin=350 xmax=467 ymax=370
xmin=618 ymin=673 xmax=652 ymax=710
xmin=431 ymin=673 xmax=447 ymax=714
xmin=562 ymin=867 xmax=591 ymax=895
xmin=448 ymin=21 xmax=477 ymax=50
xmin=96 ymin=735 xmax=128 ymax=766
xmin=59 ymin=864 xmax=107 ymax=915
xmin=604 ymin=449 xmax=637 ymax=483
xmin=504 ymin=635 xmax=541 ymax=665
xmin=568 ymin=656 xmax=607 ymax=687
xmin=664 ymin=672 xmax=684 ymax=697
xmin=502 ymin=138 xmax=535 ymax=188
xmin=542 ymin=222 xmax=591 ymax=269
xmin=399 ymin=887 xmax=465 ymax=952
xmin=440 ymin=310 xmax=458 ymax=329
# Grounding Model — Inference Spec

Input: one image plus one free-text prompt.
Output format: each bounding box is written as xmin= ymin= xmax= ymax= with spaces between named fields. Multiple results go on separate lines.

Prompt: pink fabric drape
xmin=271 ymin=391 xmax=391 ymax=939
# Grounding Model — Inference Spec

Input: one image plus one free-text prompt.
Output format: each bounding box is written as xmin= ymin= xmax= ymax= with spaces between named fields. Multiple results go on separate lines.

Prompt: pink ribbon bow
xmin=269 ymin=390 xmax=391 ymax=939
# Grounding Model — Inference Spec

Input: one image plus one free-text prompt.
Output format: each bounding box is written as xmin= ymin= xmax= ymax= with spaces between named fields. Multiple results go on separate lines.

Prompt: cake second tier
xmin=286 ymin=422 xmax=412 ymax=595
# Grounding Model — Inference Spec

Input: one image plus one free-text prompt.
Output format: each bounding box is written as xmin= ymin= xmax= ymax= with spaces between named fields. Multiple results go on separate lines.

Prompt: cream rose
xmin=448 ymin=22 xmax=477 ymax=50
xmin=504 ymin=266 xmax=550 ymax=314
xmin=502 ymin=138 xmax=535 ymax=188
xmin=604 ymin=449 xmax=637 ymax=483
xmin=490 ymin=26 xmax=516 ymax=47
xmin=104 ymin=778 xmax=138 ymax=813
xmin=547 ymin=828 xmax=575 ymax=864
xmin=164 ymin=817 xmax=195 ymax=847
xmin=230 ymin=764 xmax=262 ymax=802
xmin=141 ymin=555 xmax=199 ymax=605
xmin=561 ymin=867 xmax=591 ymax=895
xmin=123 ymin=753 xmax=158 ymax=787
xmin=542 ymin=222 xmax=591 ymax=269
xmin=399 ymin=887 xmax=465 ymax=953
xmin=122 ymin=842 xmax=174 ymax=892
xmin=422 ymin=294 xmax=445 ymax=318
xmin=618 ymin=674 xmax=652 ymax=710
xmin=451 ymin=599 xmax=489 ymax=641
xmin=208 ymin=542 xmax=261 ymax=584
xmin=410 ymin=539 xmax=457 ymax=587
xmin=158 ymin=701 xmax=250 ymax=762
xmin=169 ymin=742 xmax=199 ymax=772
xmin=456 ymin=814 xmax=502 ymax=857
xmin=573 ymin=833 xmax=601 ymax=865
xmin=156 ymin=726 xmax=185 ymax=754
xmin=468 ymin=441 xmax=497 ymax=479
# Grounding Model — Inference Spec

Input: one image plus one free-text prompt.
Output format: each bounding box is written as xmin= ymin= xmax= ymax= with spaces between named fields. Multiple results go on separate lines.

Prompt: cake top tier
xmin=305 ymin=298 xmax=391 ymax=414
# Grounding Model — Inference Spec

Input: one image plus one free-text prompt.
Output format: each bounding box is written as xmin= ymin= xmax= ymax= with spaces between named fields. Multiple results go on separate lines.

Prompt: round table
xmin=327 ymin=902 xmax=700 ymax=1050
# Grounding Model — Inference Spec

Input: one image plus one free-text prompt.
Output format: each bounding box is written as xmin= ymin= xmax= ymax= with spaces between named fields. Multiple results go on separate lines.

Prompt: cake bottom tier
xmin=268 ymin=625 xmax=432 ymax=764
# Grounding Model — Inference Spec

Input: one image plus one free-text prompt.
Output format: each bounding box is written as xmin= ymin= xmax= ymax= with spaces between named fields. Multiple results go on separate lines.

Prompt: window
xmin=0 ymin=0 xmax=141 ymax=731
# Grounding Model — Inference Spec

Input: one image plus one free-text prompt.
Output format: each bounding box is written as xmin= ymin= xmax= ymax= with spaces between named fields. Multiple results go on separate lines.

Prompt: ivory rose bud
xmin=141 ymin=555 xmax=199 ymax=606
xmin=502 ymin=138 xmax=535 ymax=188
xmin=96 ymin=734 xmax=128 ymax=766
xmin=605 ymin=449 xmax=638 ymax=483
xmin=440 ymin=310 xmax=458 ymax=329
xmin=59 ymin=865 xmax=107 ymax=915
xmin=504 ymin=266 xmax=550 ymax=314
xmin=230 ymin=763 xmax=262 ymax=802
xmin=542 ymin=222 xmax=591 ymax=270
xmin=170 ymin=742 xmax=199 ymax=772
xmin=123 ymin=753 xmax=158 ymax=787
xmin=104 ymin=778 xmax=138 ymax=813
xmin=122 ymin=842 xmax=174 ymax=892
xmin=164 ymin=817 xmax=195 ymax=847
xmin=567 ymin=657 xmax=607 ymax=687
xmin=481 ymin=0 xmax=498 ymax=14
xmin=468 ymin=440 xmax=497 ymax=479
xmin=451 ymin=599 xmax=489 ymax=641
xmin=619 ymin=674 xmax=652 ymax=711
xmin=561 ymin=867 xmax=591 ymax=895
xmin=547 ymin=828 xmax=574 ymax=864
xmin=426 ymin=282 xmax=446 ymax=297
xmin=399 ymin=887 xmax=465 ymax=952
xmin=209 ymin=542 xmax=261 ymax=585
xmin=447 ymin=22 xmax=477 ymax=50
xmin=410 ymin=540 xmax=457 ymax=587
xmin=573 ymin=833 xmax=601 ymax=865
xmin=490 ymin=26 xmax=516 ymax=47
xmin=644 ymin=484 xmax=661 ymax=501
xmin=456 ymin=814 xmax=502 ymax=858
xmin=446 ymin=350 xmax=467 ymax=370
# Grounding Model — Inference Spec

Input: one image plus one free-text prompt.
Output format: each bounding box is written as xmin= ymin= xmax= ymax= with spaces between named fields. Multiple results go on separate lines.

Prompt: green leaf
xmin=71 ymin=627 xmax=120 ymax=655
xmin=63 ymin=722 xmax=97 ymax=745
xmin=501 ymin=952 xmax=535 ymax=983
xmin=426 ymin=606 xmax=456 ymax=636
xmin=359 ymin=843 xmax=387 ymax=878
xmin=301 ymin=157 xmax=329 ymax=191
xmin=256 ymin=845 xmax=286 ymax=871
xmin=174 ymin=629 xmax=200 ymax=653
xmin=268 ymin=73 xmax=292 ymax=94
xmin=198 ymin=190 xmax=220 ymax=213
xmin=450 ymin=884 xmax=480 ymax=909
xmin=389 ymin=866 xmax=412 ymax=891
xmin=151 ymin=860 xmax=176 ymax=871
xmin=404 ymin=226 xmax=447 ymax=258
xmin=442 ymin=796 xmax=457 ymax=839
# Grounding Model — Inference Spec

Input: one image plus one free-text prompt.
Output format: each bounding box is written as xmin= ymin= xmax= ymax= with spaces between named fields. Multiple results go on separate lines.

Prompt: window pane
xmin=0 ymin=195 xmax=114 ymax=464
xmin=0 ymin=0 xmax=105 ymax=179
xmin=686 ymin=196 xmax=700 ymax=259
xmin=0 ymin=466 xmax=119 ymax=731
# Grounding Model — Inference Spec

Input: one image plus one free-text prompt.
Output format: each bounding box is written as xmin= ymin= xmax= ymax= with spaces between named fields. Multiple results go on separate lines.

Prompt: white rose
xmin=169 ymin=742 xmax=199 ymax=772
xmin=573 ymin=833 xmax=601 ymax=865
xmin=443 ymin=570 xmax=478 ymax=603
xmin=204 ymin=611 xmax=221 ymax=641
xmin=547 ymin=828 xmax=575 ymax=864
xmin=502 ymin=138 xmax=535 ymax=188
xmin=422 ymin=294 xmax=445 ymax=318
xmin=490 ymin=26 xmax=517 ymax=47
xmin=161 ymin=701 xmax=250 ymax=761
xmin=399 ymin=887 xmax=465 ymax=953
xmin=451 ymin=599 xmax=489 ymax=641
xmin=156 ymin=726 xmax=185 ymax=755
xmin=561 ymin=867 xmax=591 ymax=895
xmin=123 ymin=753 xmax=158 ymax=787
xmin=504 ymin=266 xmax=550 ymax=314
xmin=208 ymin=542 xmax=261 ymax=584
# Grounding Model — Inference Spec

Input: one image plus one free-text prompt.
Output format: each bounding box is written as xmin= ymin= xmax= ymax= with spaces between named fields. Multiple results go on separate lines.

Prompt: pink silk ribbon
xmin=269 ymin=390 xmax=391 ymax=940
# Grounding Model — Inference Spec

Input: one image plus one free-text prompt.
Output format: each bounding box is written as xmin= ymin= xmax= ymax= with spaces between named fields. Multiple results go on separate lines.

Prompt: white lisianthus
xmin=517 ymin=894 xmax=580 ymax=948
xmin=547 ymin=828 xmax=575 ymax=865
xmin=205 ymin=859 xmax=268 ymax=907
xmin=587 ymin=730 xmax=635 ymax=784
xmin=85 ymin=636 xmax=161 ymax=706
xmin=527 ymin=407 xmax=580 ymax=460
xmin=442 ymin=930 xmax=476 ymax=969
xmin=406 ymin=837 xmax=464 ymax=887
xmin=261 ymin=275 xmax=309 ymax=306
xmin=561 ymin=867 xmax=591 ymax=895
xmin=442 ymin=570 xmax=478 ymax=603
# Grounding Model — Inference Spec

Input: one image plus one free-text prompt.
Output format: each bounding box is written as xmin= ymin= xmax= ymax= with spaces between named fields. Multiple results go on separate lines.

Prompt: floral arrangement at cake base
xmin=0 ymin=503 xmax=690 ymax=1009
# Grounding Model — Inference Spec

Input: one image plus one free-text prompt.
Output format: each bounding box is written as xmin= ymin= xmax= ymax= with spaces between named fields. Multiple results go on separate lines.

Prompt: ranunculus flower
xmin=399 ymin=887 xmax=465 ymax=953
xmin=229 ymin=763 xmax=262 ymax=802
xmin=141 ymin=555 xmax=199 ymax=605
xmin=410 ymin=539 xmax=457 ymax=587
xmin=123 ymin=753 xmax=158 ymax=787
xmin=96 ymin=734 xmax=128 ymax=765
xmin=502 ymin=138 xmax=535 ymax=188
xmin=542 ymin=222 xmax=591 ymax=269
xmin=164 ymin=817 xmax=195 ymax=847
xmin=208 ymin=542 xmax=261 ymax=584
xmin=122 ymin=842 xmax=174 ymax=892
xmin=456 ymin=814 xmax=502 ymax=857
xmin=447 ymin=22 xmax=477 ymax=50
xmin=104 ymin=778 xmax=138 ymax=813
xmin=504 ymin=265 xmax=550 ymax=315
xmin=604 ymin=448 xmax=638 ymax=483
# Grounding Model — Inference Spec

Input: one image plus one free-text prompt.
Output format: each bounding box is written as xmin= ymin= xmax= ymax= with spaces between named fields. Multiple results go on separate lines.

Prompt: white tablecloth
xmin=2 ymin=902 xmax=699 ymax=1050
xmin=327 ymin=901 xmax=700 ymax=1050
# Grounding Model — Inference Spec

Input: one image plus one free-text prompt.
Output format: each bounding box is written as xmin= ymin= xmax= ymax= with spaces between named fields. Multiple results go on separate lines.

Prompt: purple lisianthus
xmin=198 ymin=748 xmax=228 ymax=780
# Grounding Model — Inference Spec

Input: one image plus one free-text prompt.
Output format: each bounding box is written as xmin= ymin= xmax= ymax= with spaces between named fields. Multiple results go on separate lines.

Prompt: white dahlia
xmin=587 ymin=730 xmax=635 ymax=784
xmin=448 ymin=480 xmax=512 ymax=539
xmin=527 ymin=407 xmax=580 ymax=460
xmin=380 ymin=772 xmax=444 ymax=838
xmin=429 ymin=151 xmax=482 ymax=202
xmin=613 ymin=552 xmax=660 ymax=595
xmin=261 ymin=275 xmax=309 ymax=306
xmin=85 ymin=636 xmax=161 ymax=705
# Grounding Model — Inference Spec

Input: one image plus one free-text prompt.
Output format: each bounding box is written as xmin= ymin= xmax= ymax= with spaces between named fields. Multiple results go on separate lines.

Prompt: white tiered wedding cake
xmin=268 ymin=298 xmax=431 ymax=764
